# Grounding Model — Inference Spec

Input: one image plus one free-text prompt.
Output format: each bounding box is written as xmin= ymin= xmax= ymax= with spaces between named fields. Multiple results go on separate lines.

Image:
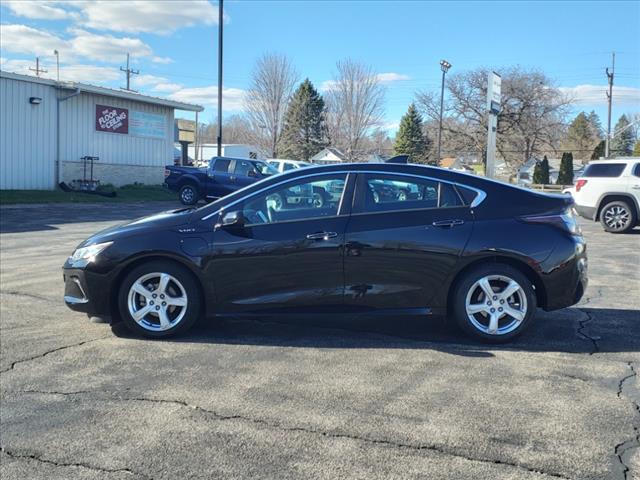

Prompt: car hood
xmin=77 ymin=207 xmax=195 ymax=248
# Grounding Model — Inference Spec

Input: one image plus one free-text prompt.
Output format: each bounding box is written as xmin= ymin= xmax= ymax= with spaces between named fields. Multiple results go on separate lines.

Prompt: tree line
xmin=196 ymin=54 xmax=639 ymax=167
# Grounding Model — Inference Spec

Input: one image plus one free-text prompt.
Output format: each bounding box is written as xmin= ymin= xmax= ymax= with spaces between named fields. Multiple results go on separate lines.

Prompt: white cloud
xmin=321 ymin=72 xmax=411 ymax=92
xmin=0 ymin=57 xmax=120 ymax=83
xmin=168 ymin=85 xmax=246 ymax=111
xmin=131 ymin=74 xmax=169 ymax=88
xmin=0 ymin=24 xmax=69 ymax=57
xmin=1 ymin=24 xmax=171 ymax=65
xmin=376 ymin=72 xmax=411 ymax=83
xmin=560 ymin=84 xmax=640 ymax=106
xmin=68 ymin=29 xmax=153 ymax=63
xmin=153 ymin=82 xmax=184 ymax=93
xmin=2 ymin=0 xmax=78 ymax=20
xmin=79 ymin=1 xmax=221 ymax=34
xmin=151 ymin=56 xmax=174 ymax=65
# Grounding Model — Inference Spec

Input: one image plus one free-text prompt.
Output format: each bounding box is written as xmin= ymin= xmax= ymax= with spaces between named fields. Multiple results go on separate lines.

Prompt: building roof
xmin=311 ymin=147 xmax=347 ymax=162
xmin=439 ymin=157 xmax=460 ymax=168
xmin=0 ymin=70 xmax=203 ymax=112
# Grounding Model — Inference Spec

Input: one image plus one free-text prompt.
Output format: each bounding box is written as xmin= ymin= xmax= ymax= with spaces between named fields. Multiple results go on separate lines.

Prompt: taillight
xmin=164 ymin=169 xmax=170 ymax=178
xmin=521 ymin=208 xmax=581 ymax=235
xmin=575 ymin=179 xmax=588 ymax=192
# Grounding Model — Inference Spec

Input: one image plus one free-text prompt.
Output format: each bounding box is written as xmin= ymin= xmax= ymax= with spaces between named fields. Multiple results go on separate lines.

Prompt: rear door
xmin=344 ymin=173 xmax=474 ymax=311
xmin=207 ymin=158 xmax=235 ymax=198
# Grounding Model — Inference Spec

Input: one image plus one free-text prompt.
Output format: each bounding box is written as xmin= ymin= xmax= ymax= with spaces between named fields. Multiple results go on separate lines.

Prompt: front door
xmin=207 ymin=172 xmax=353 ymax=313
xmin=344 ymin=173 xmax=474 ymax=311
xmin=207 ymin=158 xmax=236 ymax=198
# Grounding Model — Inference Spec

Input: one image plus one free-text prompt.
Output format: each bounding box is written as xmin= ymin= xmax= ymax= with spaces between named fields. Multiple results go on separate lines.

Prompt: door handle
xmin=306 ymin=231 xmax=338 ymax=240
xmin=632 ymin=185 xmax=640 ymax=190
xmin=432 ymin=219 xmax=465 ymax=228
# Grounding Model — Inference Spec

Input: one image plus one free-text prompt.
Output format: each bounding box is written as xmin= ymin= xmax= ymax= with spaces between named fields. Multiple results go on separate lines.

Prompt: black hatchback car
xmin=63 ymin=163 xmax=587 ymax=343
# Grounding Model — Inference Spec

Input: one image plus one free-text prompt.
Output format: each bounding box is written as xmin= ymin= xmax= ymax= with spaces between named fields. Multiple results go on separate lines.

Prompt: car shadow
xmin=0 ymin=202 xmax=182 ymax=234
xmin=111 ymin=307 xmax=640 ymax=357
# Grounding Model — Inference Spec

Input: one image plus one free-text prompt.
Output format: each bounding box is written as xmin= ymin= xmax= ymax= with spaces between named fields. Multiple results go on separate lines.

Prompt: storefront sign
xmin=130 ymin=111 xmax=166 ymax=139
xmin=96 ymin=104 xmax=128 ymax=134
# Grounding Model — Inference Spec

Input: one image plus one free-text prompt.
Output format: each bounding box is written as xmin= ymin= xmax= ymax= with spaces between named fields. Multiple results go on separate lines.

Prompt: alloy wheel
xmin=181 ymin=187 xmax=195 ymax=204
xmin=465 ymin=275 xmax=528 ymax=335
xmin=127 ymin=272 xmax=188 ymax=332
xmin=603 ymin=205 xmax=630 ymax=230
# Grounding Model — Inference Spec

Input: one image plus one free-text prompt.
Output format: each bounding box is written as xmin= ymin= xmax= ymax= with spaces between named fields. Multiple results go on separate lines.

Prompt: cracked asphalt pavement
xmin=1 ymin=202 xmax=639 ymax=480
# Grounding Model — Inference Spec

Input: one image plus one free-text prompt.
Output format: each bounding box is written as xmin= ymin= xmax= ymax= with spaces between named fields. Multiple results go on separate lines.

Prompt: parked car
xmin=64 ymin=163 xmax=587 ymax=343
xmin=566 ymin=158 xmax=640 ymax=233
xmin=268 ymin=158 xmax=311 ymax=173
xmin=164 ymin=157 xmax=278 ymax=205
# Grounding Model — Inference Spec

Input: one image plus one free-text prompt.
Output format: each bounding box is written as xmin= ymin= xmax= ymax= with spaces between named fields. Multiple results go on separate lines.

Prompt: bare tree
xmin=326 ymin=59 xmax=386 ymax=161
xmin=416 ymin=67 xmax=571 ymax=170
xmin=244 ymin=53 xmax=298 ymax=157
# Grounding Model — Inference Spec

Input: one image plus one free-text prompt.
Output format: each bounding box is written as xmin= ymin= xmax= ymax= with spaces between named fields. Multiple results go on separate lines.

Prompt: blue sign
xmin=130 ymin=111 xmax=166 ymax=139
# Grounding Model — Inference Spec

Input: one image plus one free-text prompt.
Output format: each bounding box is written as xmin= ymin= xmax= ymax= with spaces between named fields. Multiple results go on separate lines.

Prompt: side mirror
xmin=216 ymin=210 xmax=244 ymax=229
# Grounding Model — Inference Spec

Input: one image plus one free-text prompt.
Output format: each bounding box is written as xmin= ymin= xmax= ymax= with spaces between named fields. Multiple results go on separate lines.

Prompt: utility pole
xmin=605 ymin=51 xmax=615 ymax=158
xmin=29 ymin=57 xmax=47 ymax=77
xmin=53 ymin=50 xmax=60 ymax=82
xmin=216 ymin=0 xmax=224 ymax=157
xmin=437 ymin=59 xmax=451 ymax=165
xmin=120 ymin=53 xmax=139 ymax=92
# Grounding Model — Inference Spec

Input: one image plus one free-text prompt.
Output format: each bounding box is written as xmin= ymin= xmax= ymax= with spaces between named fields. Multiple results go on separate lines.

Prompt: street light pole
xmin=216 ymin=0 xmax=224 ymax=157
xmin=437 ymin=59 xmax=451 ymax=165
xmin=53 ymin=50 xmax=59 ymax=82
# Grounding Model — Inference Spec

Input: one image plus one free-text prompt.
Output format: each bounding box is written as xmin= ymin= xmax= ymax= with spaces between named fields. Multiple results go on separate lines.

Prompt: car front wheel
xmin=179 ymin=184 xmax=199 ymax=205
xmin=600 ymin=200 xmax=636 ymax=233
xmin=452 ymin=264 xmax=536 ymax=343
xmin=118 ymin=261 xmax=201 ymax=338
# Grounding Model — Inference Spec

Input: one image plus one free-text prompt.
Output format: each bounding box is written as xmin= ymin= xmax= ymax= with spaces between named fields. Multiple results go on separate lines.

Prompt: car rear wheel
xmin=600 ymin=200 xmax=636 ymax=233
xmin=179 ymin=184 xmax=199 ymax=205
xmin=452 ymin=264 xmax=536 ymax=343
xmin=118 ymin=261 xmax=201 ymax=338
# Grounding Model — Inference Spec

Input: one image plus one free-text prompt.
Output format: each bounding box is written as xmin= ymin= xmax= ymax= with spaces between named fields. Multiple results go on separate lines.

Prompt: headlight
xmin=70 ymin=241 xmax=113 ymax=262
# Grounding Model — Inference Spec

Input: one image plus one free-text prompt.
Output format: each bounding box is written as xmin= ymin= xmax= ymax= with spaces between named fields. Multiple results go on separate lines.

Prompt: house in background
xmin=440 ymin=157 xmax=475 ymax=173
xmin=310 ymin=147 xmax=347 ymax=164
xmin=188 ymin=143 xmax=260 ymax=165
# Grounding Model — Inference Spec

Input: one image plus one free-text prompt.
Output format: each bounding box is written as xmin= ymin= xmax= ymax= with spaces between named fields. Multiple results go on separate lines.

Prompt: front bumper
xmin=63 ymin=267 xmax=114 ymax=316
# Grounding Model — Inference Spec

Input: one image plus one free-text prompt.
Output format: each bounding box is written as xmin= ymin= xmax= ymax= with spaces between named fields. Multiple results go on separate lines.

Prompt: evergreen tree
xmin=610 ymin=114 xmax=634 ymax=157
xmin=634 ymin=140 xmax=640 ymax=157
xmin=532 ymin=156 xmax=551 ymax=184
xmin=557 ymin=152 xmax=574 ymax=185
xmin=279 ymin=79 xmax=327 ymax=161
xmin=394 ymin=103 xmax=430 ymax=163
xmin=563 ymin=112 xmax=600 ymax=162
xmin=586 ymin=111 xmax=603 ymax=140
xmin=591 ymin=140 xmax=605 ymax=160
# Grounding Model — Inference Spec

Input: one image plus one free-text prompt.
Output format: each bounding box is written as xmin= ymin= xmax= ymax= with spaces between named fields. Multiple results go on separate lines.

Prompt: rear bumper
xmin=575 ymin=204 xmax=596 ymax=221
xmin=542 ymin=235 xmax=588 ymax=311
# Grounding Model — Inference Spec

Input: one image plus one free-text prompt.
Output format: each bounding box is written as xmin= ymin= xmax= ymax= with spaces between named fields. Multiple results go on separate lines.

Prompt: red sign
xmin=96 ymin=104 xmax=129 ymax=134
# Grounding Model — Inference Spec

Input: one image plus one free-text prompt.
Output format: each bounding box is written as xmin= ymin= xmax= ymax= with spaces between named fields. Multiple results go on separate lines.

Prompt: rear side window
xmin=583 ymin=163 xmax=626 ymax=178
xmin=283 ymin=162 xmax=296 ymax=171
xmin=633 ymin=163 xmax=640 ymax=177
xmin=213 ymin=158 xmax=231 ymax=173
xmin=353 ymin=174 xmax=463 ymax=214
xmin=456 ymin=185 xmax=479 ymax=206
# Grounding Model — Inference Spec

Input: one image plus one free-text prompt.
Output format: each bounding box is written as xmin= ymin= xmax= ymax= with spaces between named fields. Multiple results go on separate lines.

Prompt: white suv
xmin=267 ymin=159 xmax=311 ymax=174
xmin=567 ymin=158 xmax=640 ymax=233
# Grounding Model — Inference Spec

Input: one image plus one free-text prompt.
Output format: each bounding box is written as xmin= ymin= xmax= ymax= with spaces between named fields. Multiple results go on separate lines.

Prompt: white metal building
xmin=188 ymin=143 xmax=260 ymax=163
xmin=0 ymin=71 xmax=203 ymax=190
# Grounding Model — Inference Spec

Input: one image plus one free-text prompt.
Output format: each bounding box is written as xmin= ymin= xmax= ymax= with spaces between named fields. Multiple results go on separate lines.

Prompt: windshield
xmin=254 ymin=161 xmax=279 ymax=176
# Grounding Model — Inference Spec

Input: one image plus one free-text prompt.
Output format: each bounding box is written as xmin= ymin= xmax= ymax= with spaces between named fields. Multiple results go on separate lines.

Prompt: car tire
xmin=451 ymin=264 xmax=537 ymax=343
xmin=118 ymin=260 xmax=201 ymax=338
xmin=600 ymin=200 xmax=636 ymax=233
xmin=179 ymin=184 xmax=199 ymax=205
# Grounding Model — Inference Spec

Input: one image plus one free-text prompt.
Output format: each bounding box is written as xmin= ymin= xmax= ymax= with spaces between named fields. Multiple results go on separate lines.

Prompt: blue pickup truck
xmin=164 ymin=157 xmax=279 ymax=205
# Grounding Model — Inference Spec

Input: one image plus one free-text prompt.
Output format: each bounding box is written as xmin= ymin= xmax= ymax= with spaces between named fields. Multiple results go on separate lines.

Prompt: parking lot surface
xmin=1 ymin=202 xmax=639 ymax=480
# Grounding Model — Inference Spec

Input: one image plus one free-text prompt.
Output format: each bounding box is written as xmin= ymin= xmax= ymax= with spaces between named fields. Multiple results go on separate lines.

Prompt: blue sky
xmin=1 ymin=0 xmax=639 ymax=132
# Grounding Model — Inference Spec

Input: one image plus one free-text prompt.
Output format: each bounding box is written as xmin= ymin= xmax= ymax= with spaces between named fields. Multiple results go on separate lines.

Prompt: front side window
xmin=354 ymin=174 xmax=463 ymax=214
xmin=253 ymin=161 xmax=278 ymax=176
xmin=235 ymin=160 xmax=256 ymax=177
xmin=633 ymin=163 xmax=640 ymax=178
xmin=242 ymin=174 xmax=347 ymax=225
